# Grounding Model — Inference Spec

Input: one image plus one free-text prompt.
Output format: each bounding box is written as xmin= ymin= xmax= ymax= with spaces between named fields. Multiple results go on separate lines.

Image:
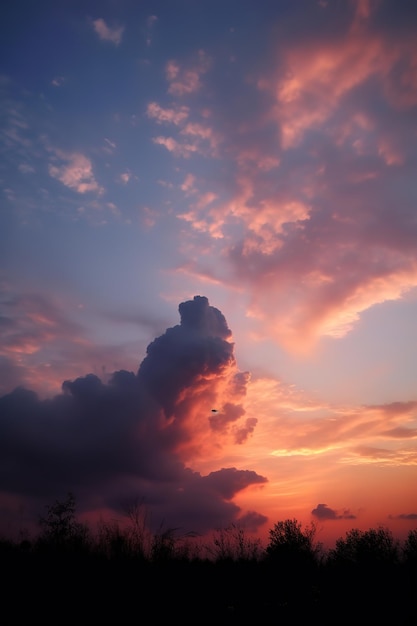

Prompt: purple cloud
xmin=311 ymin=503 xmax=356 ymax=521
xmin=0 ymin=296 xmax=267 ymax=539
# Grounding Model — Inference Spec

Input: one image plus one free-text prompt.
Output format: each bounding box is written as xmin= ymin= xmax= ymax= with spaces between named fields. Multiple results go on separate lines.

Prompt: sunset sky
xmin=1 ymin=0 xmax=416 ymax=549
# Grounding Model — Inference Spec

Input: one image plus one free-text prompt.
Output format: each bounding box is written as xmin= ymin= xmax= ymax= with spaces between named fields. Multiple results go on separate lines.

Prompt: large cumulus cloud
xmin=0 ymin=296 xmax=267 ymax=538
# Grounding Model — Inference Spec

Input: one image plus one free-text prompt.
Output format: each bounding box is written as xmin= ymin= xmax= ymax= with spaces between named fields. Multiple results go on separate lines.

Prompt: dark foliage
xmin=1 ymin=495 xmax=416 ymax=625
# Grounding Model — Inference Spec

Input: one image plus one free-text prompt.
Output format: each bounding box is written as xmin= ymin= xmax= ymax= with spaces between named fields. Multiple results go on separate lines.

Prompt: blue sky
xmin=1 ymin=0 xmax=416 ymax=545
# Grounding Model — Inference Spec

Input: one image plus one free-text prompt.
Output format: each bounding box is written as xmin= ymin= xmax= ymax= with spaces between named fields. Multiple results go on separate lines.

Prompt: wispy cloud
xmin=341 ymin=446 xmax=417 ymax=466
xmin=144 ymin=14 xmax=158 ymax=47
xmin=51 ymin=76 xmax=65 ymax=87
xmin=18 ymin=163 xmax=35 ymax=174
xmin=244 ymin=376 xmax=417 ymax=467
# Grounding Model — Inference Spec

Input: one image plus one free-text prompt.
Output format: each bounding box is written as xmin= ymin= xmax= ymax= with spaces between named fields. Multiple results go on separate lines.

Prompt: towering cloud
xmin=0 ymin=296 xmax=267 ymax=539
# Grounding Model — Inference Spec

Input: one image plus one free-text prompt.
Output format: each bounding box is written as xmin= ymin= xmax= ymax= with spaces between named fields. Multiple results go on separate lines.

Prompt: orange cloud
xmin=238 ymin=376 xmax=417 ymax=466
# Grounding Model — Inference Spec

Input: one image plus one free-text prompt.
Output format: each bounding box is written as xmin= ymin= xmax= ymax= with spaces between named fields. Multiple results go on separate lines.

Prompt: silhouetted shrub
xmin=205 ymin=523 xmax=263 ymax=562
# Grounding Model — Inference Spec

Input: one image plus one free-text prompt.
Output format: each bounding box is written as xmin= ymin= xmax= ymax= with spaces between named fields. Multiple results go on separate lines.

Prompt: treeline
xmin=1 ymin=493 xmax=416 ymax=625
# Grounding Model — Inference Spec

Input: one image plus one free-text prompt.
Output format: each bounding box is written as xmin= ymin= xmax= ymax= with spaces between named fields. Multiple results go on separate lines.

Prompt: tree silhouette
xmin=403 ymin=528 xmax=417 ymax=564
xmin=328 ymin=525 xmax=399 ymax=568
xmin=403 ymin=528 xmax=417 ymax=626
xmin=325 ymin=526 xmax=403 ymax=624
xmin=263 ymin=519 xmax=322 ymax=621
xmin=266 ymin=518 xmax=321 ymax=564
xmin=37 ymin=491 xmax=89 ymax=553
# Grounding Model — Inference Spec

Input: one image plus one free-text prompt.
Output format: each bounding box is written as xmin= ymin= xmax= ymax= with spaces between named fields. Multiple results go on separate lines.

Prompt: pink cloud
xmin=152 ymin=122 xmax=220 ymax=159
xmin=48 ymin=151 xmax=104 ymax=195
xmin=146 ymin=102 xmax=189 ymax=125
xmin=92 ymin=18 xmax=124 ymax=45
xmin=119 ymin=171 xmax=131 ymax=184
xmin=147 ymin=99 xmax=220 ymax=160
xmin=193 ymin=192 xmax=218 ymax=210
xmin=271 ymin=38 xmax=383 ymax=148
xmin=144 ymin=5 xmax=417 ymax=353
xmin=180 ymin=173 xmax=196 ymax=193
xmin=166 ymin=50 xmax=210 ymax=96
xmin=271 ymin=23 xmax=417 ymax=148
xmin=200 ymin=33 xmax=417 ymax=349
xmin=152 ymin=136 xmax=199 ymax=158
xmin=166 ymin=60 xmax=180 ymax=82
xmin=181 ymin=122 xmax=221 ymax=153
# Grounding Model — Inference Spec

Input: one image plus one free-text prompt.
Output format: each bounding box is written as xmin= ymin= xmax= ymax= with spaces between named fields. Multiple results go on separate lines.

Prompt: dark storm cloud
xmin=0 ymin=296 xmax=267 ymax=538
xmin=311 ymin=503 xmax=356 ymax=521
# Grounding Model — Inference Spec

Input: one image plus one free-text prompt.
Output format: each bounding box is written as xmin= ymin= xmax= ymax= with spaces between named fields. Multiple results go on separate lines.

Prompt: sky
xmin=1 ymin=0 xmax=417 ymax=549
